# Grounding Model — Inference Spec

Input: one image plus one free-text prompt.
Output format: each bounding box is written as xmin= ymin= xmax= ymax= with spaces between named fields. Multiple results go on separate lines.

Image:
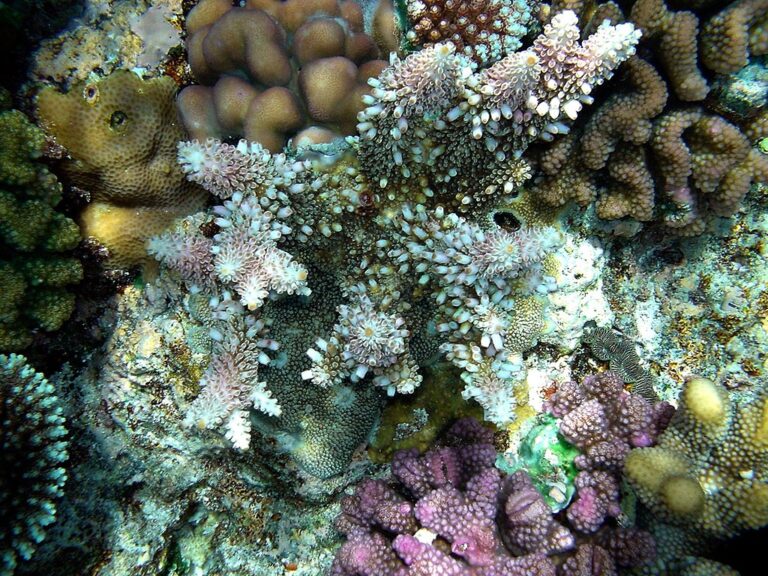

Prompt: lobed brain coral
xmin=37 ymin=71 xmax=208 ymax=267
xmin=0 ymin=108 xmax=82 ymax=351
xmin=177 ymin=0 xmax=388 ymax=152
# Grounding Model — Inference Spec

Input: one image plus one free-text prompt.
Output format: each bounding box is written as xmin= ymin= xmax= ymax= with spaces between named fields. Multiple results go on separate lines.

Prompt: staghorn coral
xmin=178 ymin=0 xmax=387 ymax=152
xmin=625 ymin=376 xmax=768 ymax=539
xmin=0 ymin=109 xmax=82 ymax=351
xmin=37 ymin=71 xmax=207 ymax=267
xmin=331 ymin=417 xmax=657 ymax=574
xmin=398 ymin=0 xmax=539 ymax=66
xmin=1 ymin=354 xmax=68 ymax=575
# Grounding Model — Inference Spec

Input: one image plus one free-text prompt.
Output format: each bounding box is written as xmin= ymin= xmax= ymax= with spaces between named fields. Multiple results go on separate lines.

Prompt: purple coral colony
xmin=0 ymin=0 xmax=766 ymax=575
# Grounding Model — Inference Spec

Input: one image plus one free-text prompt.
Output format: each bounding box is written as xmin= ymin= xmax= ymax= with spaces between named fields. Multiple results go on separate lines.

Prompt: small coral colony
xmin=1 ymin=0 xmax=767 ymax=575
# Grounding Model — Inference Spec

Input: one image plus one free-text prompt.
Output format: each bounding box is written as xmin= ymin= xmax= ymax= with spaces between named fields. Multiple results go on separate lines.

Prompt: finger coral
xmin=625 ymin=376 xmax=768 ymax=539
xmin=178 ymin=0 xmax=387 ymax=152
xmin=37 ymin=71 xmax=207 ymax=267
xmin=0 ymin=109 xmax=82 ymax=351
xmin=1 ymin=354 xmax=68 ymax=575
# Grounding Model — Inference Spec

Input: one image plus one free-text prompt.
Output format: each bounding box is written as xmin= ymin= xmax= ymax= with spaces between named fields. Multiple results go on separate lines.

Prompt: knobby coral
xmin=625 ymin=376 xmax=768 ymax=539
xmin=332 ymin=417 xmax=658 ymax=574
xmin=0 ymin=354 xmax=68 ymax=575
xmin=0 ymin=108 xmax=82 ymax=351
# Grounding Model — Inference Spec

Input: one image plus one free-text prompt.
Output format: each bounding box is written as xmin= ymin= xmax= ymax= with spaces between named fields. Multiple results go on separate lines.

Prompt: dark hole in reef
xmin=654 ymin=245 xmax=685 ymax=266
xmin=492 ymin=210 xmax=521 ymax=232
xmin=109 ymin=111 xmax=128 ymax=131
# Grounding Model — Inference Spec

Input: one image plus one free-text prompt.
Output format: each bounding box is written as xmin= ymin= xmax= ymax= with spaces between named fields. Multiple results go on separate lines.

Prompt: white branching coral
xmin=178 ymin=139 xmax=296 ymax=200
xmin=303 ymin=295 xmax=420 ymax=396
xmin=212 ymin=193 xmax=310 ymax=310
xmin=184 ymin=320 xmax=280 ymax=450
xmin=357 ymin=10 xmax=641 ymax=189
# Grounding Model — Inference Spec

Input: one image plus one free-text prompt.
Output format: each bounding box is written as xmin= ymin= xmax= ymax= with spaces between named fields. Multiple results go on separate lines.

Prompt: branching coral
xmin=331 ymin=417 xmax=658 ymax=574
xmin=357 ymin=10 xmax=640 ymax=205
xmin=625 ymin=376 xmax=768 ymax=539
xmin=37 ymin=71 xmax=207 ymax=267
xmin=0 ymin=109 xmax=82 ymax=351
xmin=1 ymin=354 xmax=68 ymax=575
xmin=178 ymin=0 xmax=387 ymax=152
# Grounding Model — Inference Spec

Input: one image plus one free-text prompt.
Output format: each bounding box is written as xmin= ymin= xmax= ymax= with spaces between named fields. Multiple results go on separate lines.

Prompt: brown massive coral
xmin=531 ymin=0 xmax=768 ymax=235
xmin=178 ymin=0 xmax=388 ymax=152
xmin=37 ymin=71 xmax=208 ymax=266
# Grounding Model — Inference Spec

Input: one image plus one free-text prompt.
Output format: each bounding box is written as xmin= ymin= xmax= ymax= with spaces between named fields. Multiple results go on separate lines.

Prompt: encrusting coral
xmin=0 ymin=108 xmax=82 ymax=351
xmin=178 ymin=0 xmax=388 ymax=152
xmin=37 ymin=71 xmax=208 ymax=267
xmin=0 ymin=354 xmax=68 ymax=575
xmin=625 ymin=376 xmax=768 ymax=539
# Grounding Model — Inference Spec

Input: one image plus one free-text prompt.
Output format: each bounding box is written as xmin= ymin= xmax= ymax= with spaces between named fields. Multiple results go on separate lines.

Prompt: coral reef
xmin=37 ymin=71 xmax=207 ymax=267
xmin=0 ymin=108 xmax=82 ymax=351
xmin=332 ymin=417 xmax=658 ymax=575
xmin=532 ymin=1 xmax=768 ymax=235
xmin=1 ymin=354 xmax=68 ymax=575
xmin=15 ymin=1 xmax=768 ymax=574
xmin=625 ymin=376 xmax=768 ymax=539
xmin=31 ymin=0 xmax=185 ymax=86
xmin=177 ymin=0 xmax=388 ymax=151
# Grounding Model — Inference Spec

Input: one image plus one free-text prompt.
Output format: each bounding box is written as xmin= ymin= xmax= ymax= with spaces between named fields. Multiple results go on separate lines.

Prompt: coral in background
xmin=701 ymin=0 xmax=768 ymax=74
xmin=31 ymin=0 xmax=185 ymax=87
xmin=1 ymin=354 xmax=68 ymax=575
xmin=625 ymin=376 xmax=768 ymax=539
xmin=399 ymin=0 xmax=539 ymax=65
xmin=332 ymin=417 xmax=657 ymax=575
xmin=0 ymin=108 xmax=82 ymax=351
xmin=37 ymin=71 xmax=207 ymax=267
xmin=178 ymin=0 xmax=387 ymax=151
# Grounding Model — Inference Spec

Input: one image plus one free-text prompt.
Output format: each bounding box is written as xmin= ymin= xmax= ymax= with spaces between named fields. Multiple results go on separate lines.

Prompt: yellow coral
xmin=684 ymin=376 xmax=728 ymax=427
xmin=37 ymin=71 xmax=207 ymax=266
xmin=625 ymin=378 xmax=768 ymax=538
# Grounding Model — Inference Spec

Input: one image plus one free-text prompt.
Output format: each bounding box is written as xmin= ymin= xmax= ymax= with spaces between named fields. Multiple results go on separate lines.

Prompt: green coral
xmin=0 ymin=107 xmax=82 ymax=351
xmin=496 ymin=414 xmax=580 ymax=512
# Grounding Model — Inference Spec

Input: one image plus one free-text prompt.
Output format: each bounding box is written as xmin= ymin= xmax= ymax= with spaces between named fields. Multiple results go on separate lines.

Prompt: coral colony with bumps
xmin=0 ymin=0 xmax=766 ymax=574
